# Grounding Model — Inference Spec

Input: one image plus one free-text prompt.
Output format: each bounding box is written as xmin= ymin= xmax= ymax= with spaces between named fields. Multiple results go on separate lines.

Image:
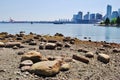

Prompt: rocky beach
xmin=0 ymin=32 xmax=120 ymax=80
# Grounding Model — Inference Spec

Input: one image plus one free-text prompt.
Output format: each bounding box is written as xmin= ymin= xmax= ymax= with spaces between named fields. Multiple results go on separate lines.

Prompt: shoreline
xmin=0 ymin=32 xmax=120 ymax=80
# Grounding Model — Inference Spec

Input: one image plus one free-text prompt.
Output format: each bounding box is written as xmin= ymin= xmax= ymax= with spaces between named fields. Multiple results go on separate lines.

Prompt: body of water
xmin=0 ymin=23 xmax=120 ymax=43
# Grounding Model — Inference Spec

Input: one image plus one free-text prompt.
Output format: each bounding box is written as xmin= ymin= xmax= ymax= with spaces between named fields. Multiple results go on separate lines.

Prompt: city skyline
xmin=0 ymin=0 xmax=119 ymax=21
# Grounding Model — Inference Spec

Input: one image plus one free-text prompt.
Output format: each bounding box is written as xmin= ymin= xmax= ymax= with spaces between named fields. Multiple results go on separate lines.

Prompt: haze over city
xmin=0 ymin=0 xmax=119 ymax=21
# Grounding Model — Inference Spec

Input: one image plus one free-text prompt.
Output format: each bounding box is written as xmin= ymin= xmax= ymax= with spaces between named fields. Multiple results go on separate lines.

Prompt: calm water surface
xmin=0 ymin=23 xmax=120 ymax=43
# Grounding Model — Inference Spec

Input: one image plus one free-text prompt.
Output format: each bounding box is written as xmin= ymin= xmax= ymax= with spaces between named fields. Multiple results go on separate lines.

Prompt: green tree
xmin=116 ymin=16 xmax=120 ymax=26
xmin=104 ymin=17 xmax=110 ymax=25
xmin=111 ymin=18 xmax=116 ymax=25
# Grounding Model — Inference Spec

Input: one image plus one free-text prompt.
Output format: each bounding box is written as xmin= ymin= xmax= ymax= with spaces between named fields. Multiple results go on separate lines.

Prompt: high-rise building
xmin=90 ymin=13 xmax=95 ymax=20
xmin=106 ymin=5 xmax=112 ymax=19
xmin=72 ymin=11 xmax=83 ymax=22
xmin=84 ymin=12 xmax=90 ymax=20
xmin=72 ymin=14 xmax=78 ymax=22
xmin=118 ymin=9 xmax=120 ymax=16
xmin=96 ymin=13 xmax=103 ymax=20
xmin=111 ymin=11 xmax=119 ymax=19
xmin=77 ymin=11 xmax=83 ymax=20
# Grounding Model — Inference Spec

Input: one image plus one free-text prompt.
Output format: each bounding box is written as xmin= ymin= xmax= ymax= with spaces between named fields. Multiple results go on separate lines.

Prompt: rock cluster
xmin=20 ymin=51 xmax=70 ymax=77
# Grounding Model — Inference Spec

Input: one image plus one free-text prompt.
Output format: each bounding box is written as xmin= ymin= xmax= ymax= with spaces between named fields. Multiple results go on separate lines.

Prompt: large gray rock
xmin=98 ymin=53 xmax=110 ymax=63
xmin=45 ymin=43 xmax=56 ymax=50
xmin=21 ymin=51 xmax=42 ymax=63
xmin=5 ymin=42 xmax=21 ymax=48
xmin=30 ymin=60 xmax=61 ymax=76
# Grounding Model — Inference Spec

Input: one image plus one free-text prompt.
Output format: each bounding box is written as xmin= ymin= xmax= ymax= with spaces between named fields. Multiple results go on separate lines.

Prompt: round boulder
xmin=30 ymin=60 xmax=61 ymax=76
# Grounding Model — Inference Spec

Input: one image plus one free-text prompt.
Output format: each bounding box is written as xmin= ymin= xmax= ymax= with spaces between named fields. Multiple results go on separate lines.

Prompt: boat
xmin=53 ymin=21 xmax=64 ymax=24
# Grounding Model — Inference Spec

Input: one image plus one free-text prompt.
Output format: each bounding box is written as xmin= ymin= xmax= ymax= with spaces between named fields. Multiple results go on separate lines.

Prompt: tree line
xmin=101 ymin=16 xmax=120 ymax=26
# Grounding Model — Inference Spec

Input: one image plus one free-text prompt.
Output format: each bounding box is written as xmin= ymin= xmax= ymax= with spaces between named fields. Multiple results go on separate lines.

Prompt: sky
xmin=0 ymin=0 xmax=119 ymax=21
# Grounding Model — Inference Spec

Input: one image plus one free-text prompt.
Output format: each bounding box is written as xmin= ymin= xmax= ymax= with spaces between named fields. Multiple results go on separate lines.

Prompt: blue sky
xmin=0 ymin=0 xmax=119 ymax=21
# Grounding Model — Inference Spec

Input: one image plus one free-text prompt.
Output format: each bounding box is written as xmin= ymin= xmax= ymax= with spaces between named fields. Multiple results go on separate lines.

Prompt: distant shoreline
xmin=98 ymin=24 xmax=120 ymax=27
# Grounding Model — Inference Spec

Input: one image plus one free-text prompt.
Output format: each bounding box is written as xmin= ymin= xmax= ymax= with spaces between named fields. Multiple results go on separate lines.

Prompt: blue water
xmin=0 ymin=23 xmax=120 ymax=43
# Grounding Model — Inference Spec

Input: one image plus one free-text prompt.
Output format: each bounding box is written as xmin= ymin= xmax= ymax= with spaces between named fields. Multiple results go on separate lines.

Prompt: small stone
xmin=60 ymin=63 xmax=70 ymax=71
xmin=113 ymin=48 xmax=120 ymax=53
xmin=47 ymin=56 xmax=55 ymax=61
xmin=29 ymin=41 xmax=37 ymax=45
xmin=72 ymin=54 xmax=89 ymax=64
xmin=85 ymin=52 xmax=94 ymax=58
xmin=64 ymin=57 xmax=73 ymax=62
xmin=0 ymin=42 xmax=5 ymax=47
xmin=70 ymin=40 xmax=75 ymax=44
xmin=98 ymin=53 xmax=110 ymax=63
xmin=29 ymin=48 xmax=36 ymax=50
xmin=48 ymin=40 xmax=57 ymax=43
xmin=56 ymin=42 xmax=63 ymax=47
xmin=39 ymin=43 xmax=45 ymax=50
xmin=21 ymin=66 xmax=31 ymax=72
xmin=20 ymin=60 xmax=33 ymax=67
xmin=45 ymin=43 xmax=56 ymax=50
xmin=13 ymin=46 xmax=19 ymax=49
xmin=17 ymin=51 xmax=24 ymax=55
xmin=64 ymin=42 xmax=71 ymax=48
xmin=16 ymin=37 xmax=23 ymax=40
xmin=78 ymin=48 xmax=88 ymax=53
xmin=57 ymin=47 xmax=62 ymax=50
xmin=103 ymin=44 xmax=111 ymax=48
